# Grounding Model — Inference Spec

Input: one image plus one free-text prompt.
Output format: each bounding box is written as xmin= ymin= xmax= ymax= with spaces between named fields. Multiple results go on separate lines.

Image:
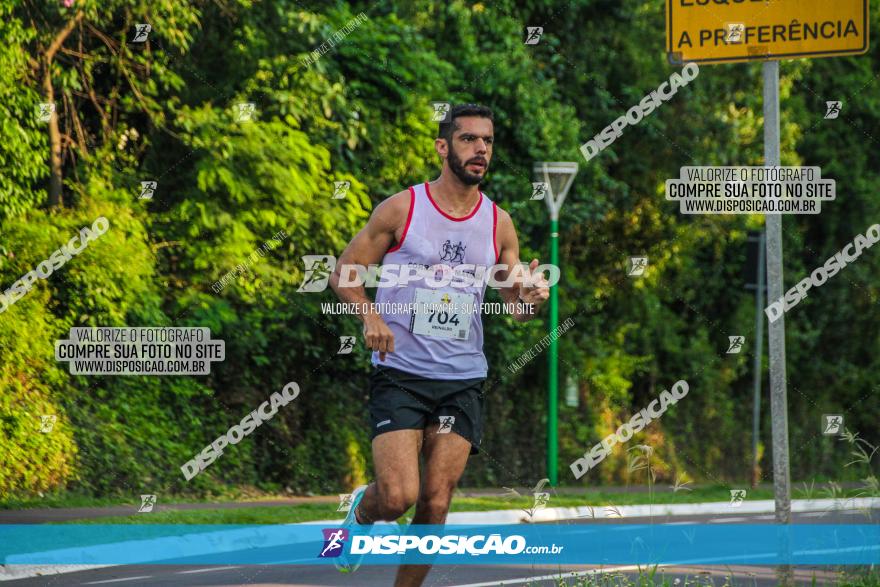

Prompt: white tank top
xmin=371 ymin=182 xmax=498 ymax=379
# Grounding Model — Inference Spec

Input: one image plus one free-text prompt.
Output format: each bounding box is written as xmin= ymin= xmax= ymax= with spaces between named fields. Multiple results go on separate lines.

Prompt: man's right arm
xmin=329 ymin=190 xmax=410 ymax=361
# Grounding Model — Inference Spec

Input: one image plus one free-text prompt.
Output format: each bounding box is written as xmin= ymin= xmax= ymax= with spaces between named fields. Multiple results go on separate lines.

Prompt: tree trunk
xmin=43 ymin=67 xmax=64 ymax=208
xmin=42 ymin=12 xmax=84 ymax=209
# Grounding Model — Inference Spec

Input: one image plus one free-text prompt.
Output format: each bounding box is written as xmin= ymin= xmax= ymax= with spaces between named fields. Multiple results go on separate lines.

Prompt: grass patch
xmin=840 ymin=568 xmax=880 ymax=587
xmin=0 ymin=489 xmax=295 ymax=511
xmin=12 ymin=482 xmax=872 ymax=512
xmin=51 ymin=484 xmax=880 ymax=525
xmin=1 ymin=493 xmax=138 ymax=510
xmin=65 ymin=504 xmax=339 ymax=525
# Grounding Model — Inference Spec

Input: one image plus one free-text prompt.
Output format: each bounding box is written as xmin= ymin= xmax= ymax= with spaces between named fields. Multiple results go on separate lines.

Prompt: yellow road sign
xmin=666 ymin=0 xmax=870 ymax=64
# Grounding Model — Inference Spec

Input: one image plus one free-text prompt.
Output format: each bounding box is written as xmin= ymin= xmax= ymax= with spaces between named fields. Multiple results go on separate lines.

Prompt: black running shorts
xmin=368 ymin=365 xmax=486 ymax=455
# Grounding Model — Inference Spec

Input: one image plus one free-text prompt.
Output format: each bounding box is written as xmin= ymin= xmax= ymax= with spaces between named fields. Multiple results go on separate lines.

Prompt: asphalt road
xmin=2 ymin=508 xmax=876 ymax=586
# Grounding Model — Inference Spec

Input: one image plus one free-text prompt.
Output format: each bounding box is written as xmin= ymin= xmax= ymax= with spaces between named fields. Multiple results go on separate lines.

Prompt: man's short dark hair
xmin=437 ymin=104 xmax=494 ymax=143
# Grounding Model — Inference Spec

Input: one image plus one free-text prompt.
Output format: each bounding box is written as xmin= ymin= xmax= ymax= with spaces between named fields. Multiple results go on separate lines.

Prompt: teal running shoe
xmin=335 ymin=485 xmax=368 ymax=574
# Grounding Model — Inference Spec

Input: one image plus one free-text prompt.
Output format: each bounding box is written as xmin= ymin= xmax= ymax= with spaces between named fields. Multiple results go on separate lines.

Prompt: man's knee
xmin=377 ymin=481 xmax=419 ymax=518
xmin=417 ymin=485 xmax=455 ymax=517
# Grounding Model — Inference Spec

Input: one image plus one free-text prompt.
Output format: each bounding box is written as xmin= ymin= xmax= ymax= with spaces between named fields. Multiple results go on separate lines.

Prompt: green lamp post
xmin=532 ymin=161 xmax=579 ymax=487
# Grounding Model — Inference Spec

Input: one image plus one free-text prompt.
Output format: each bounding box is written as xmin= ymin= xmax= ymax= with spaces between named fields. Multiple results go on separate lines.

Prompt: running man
xmin=329 ymin=103 xmax=550 ymax=586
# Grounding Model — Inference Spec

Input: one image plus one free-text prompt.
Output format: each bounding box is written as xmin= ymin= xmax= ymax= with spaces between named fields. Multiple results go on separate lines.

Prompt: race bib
xmin=409 ymin=288 xmax=474 ymax=340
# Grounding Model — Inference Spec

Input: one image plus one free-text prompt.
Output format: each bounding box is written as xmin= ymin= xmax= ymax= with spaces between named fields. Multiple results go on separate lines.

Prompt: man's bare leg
xmin=393 ymin=424 xmax=472 ymax=587
xmin=355 ymin=429 xmax=422 ymax=524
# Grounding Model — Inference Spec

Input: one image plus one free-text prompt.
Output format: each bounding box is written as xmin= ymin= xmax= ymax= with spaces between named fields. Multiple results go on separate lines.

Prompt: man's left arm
xmin=495 ymin=208 xmax=549 ymax=322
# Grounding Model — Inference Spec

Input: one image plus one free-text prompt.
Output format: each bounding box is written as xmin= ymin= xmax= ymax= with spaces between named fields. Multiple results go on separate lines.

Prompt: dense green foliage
xmin=0 ymin=0 xmax=877 ymax=499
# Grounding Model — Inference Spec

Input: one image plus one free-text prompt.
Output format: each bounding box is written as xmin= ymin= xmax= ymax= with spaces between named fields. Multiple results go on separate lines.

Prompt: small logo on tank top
xmin=439 ymin=240 xmax=466 ymax=264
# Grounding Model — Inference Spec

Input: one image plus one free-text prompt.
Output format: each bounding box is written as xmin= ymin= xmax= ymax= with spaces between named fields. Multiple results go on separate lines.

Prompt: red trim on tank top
xmin=492 ymin=202 xmax=499 ymax=262
xmin=387 ymin=187 xmax=415 ymax=253
xmin=424 ymin=182 xmax=482 ymax=221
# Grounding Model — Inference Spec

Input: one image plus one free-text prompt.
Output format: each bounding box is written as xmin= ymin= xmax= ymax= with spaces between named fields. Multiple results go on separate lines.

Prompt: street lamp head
xmin=533 ymin=161 xmax=579 ymax=220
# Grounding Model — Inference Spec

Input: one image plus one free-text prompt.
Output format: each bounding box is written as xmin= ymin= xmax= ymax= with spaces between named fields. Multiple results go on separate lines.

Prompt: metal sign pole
xmin=751 ymin=228 xmax=766 ymax=487
xmin=762 ymin=59 xmax=793 ymax=586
